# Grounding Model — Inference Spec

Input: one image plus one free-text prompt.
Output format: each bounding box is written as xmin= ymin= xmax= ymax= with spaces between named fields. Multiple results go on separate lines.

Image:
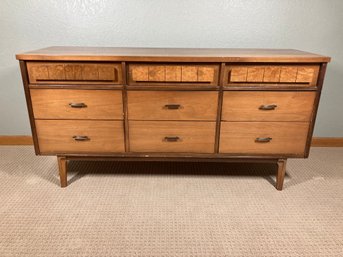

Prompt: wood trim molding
xmin=1 ymin=136 xmax=343 ymax=147
xmin=311 ymin=137 xmax=343 ymax=147
xmin=0 ymin=136 xmax=33 ymax=145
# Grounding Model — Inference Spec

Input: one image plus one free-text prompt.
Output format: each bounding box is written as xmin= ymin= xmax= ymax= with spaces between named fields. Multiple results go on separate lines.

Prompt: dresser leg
xmin=276 ymin=159 xmax=287 ymax=191
xmin=57 ymin=156 xmax=68 ymax=188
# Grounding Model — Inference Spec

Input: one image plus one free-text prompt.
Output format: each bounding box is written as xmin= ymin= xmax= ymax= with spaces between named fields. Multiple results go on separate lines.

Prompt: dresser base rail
xmin=57 ymin=155 xmax=287 ymax=190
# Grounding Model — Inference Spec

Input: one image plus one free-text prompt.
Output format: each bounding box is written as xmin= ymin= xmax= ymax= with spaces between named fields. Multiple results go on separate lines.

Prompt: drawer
xmin=27 ymin=62 xmax=123 ymax=84
xmin=31 ymin=89 xmax=123 ymax=120
xmin=36 ymin=120 xmax=124 ymax=153
xmin=129 ymin=121 xmax=216 ymax=153
xmin=219 ymin=122 xmax=309 ymax=155
xmin=128 ymin=64 xmax=219 ymax=86
xmin=224 ymin=65 xmax=319 ymax=87
xmin=128 ymin=91 xmax=218 ymax=121
xmin=222 ymin=92 xmax=315 ymax=122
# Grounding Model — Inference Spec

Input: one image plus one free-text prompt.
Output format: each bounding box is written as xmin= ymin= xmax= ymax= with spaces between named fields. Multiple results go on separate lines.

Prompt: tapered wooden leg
xmin=57 ymin=156 xmax=68 ymax=187
xmin=276 ymin=159 xmax=287 ymax=191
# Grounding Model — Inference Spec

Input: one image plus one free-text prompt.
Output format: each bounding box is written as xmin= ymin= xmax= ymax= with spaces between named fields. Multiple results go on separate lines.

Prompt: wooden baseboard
xmin=0 ymin=136 xmax=33 ymax=145
xmin=0 ymin=136 xmax=343 ymax=147
xmin=311 ymin=137 xmax=343 ymax=147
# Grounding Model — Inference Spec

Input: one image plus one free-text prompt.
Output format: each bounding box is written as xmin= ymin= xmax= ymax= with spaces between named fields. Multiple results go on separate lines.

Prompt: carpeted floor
xmin=0 ymin=146 xmax=342 ymax=257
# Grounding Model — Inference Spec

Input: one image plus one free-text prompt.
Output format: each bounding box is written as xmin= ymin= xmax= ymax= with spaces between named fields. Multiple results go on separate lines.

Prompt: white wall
xmin=0 ymin=0 xmax=342 ymax=136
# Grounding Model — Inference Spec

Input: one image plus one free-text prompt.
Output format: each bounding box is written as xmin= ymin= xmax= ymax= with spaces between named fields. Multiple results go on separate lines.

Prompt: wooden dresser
xmin=16 ymin=47 xmax=330 ymax=190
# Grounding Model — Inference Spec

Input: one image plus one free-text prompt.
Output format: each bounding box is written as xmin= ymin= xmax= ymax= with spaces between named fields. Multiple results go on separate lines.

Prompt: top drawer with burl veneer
xmin=27 ymin=62 xmax=123 ymax=84
xmin=224 ymin=65 xmax=319 ymax=87
xmin=128 ymin=64 xmax=220 ymax=86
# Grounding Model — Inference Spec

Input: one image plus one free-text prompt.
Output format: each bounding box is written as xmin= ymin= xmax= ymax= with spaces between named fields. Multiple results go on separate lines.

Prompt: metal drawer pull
xmin=164 ymin=136 xmax=181 ymax=142
xmin=69 ymin=103 xmax=87 ymax=108
xmin=73 ymin=135 xmax=90 ymax=141
xmin=163 ymin=104 xmax=182 ymax=110
xmin=259 ymin=104 xmax=277 ymax=110
xmin=255 ymin=137 xmax=272 ymax=143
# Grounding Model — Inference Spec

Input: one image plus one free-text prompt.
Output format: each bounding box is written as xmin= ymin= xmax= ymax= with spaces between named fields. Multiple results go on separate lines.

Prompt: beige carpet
xmin=0 ymin=146 xmax=342 ymax=257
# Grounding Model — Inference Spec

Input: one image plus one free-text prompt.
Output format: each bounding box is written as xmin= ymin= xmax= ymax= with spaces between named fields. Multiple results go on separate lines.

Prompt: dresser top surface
xmin=16 ymin=46 xmax=331 ymax=63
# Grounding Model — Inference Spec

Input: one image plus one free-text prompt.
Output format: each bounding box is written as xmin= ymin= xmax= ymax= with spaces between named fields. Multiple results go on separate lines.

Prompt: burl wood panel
xmin=30 ymin=89 xmax=123 ymax=120
xmin=219 ymin=122 xmax=310 ymax=155
xmin=263 ymin=66 xmax=281 ymax=82
xmin=127 ymin=91 xmax=218 ymax=121
xmin=131 ymin=65 xmax=149 ymax=81
xmin=27 ymin=62 xmax=123 ymax=84
xmin=129 ymin=121 xmax=216 ymax=153
xmin=296 ymin=67 xmax=318 ymax=83
xmin=36 ymin=120 xmax=124 ymax=153
xmin=149 ymin=65 xmax=165 ymax=81
xmin=129 ymin=64 xmax=219 ymax=85
xmin=198 ymin=66 xmax=215 ymax=82
xmin=181 ymin=66 xmax=198 ymax=82
xmin=226 ymin=65 xmax=319 ymax=86
xmin=247 ymin=67 xmax=265 ymax=82
xmin=165 ymin=66 xmax=182 ymax=82
xmin=230 ymin=67 xmax=247 ymax=82
xmin=279 ymin=67 xmax=297 ymax=83
xmin=222 ymin=92 xmax=316 ymax=122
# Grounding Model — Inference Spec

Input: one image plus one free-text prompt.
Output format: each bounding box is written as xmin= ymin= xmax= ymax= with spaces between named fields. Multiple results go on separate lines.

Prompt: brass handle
xmin=163 ymin=136 xmax=181 ymax=142
xmin=69 ymin=103 xmax=87 ymax=108
xmin=163 ymin=104 xmax=182 ymax=110
xmin=259 ymin=104 xmax=277 ymax=110
xmin=73 ymin=135 xmax=90 ymax=141
xmin=255 ymin=137 xmax=272 ymax=143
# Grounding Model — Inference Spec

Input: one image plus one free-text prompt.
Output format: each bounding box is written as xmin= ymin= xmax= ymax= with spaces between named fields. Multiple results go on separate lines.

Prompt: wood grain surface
xmin=36 ymin=120 xmax=125 ymax=153
xmin=222 ymin=91 xmax=316 ymax=122
xmin=31 ymin=89 xmax=123 ymax=120
xmin=129 ymin=121 xmax=216 ymax=153
xmin=219 ymin=122 xmax=309 ymax=155
xmin=225 ymin=65 xmax=319 ymax=86
xmin=127 ymin=91 xmax=218 ymax=121
xmin=16 ymin=47 xmax=331 ymax=63
xmin=27 ymin=62 xmax=123 ymax=84
xmin=129 ymin=64 xmax=219 ymax=85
